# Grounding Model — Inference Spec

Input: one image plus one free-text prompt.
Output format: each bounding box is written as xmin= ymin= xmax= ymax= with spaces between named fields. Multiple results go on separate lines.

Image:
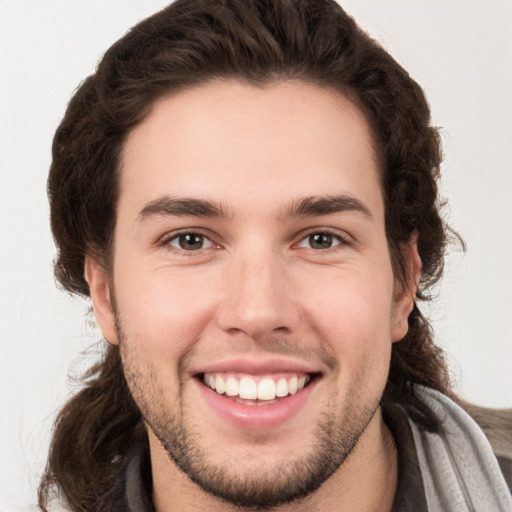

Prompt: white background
xmin=1 ymin=1 xmax=511 ymax=510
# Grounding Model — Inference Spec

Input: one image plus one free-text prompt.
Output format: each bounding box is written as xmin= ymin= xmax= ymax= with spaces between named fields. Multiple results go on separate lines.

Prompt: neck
xmin=150 ymin=409 xmax=398 ymax=512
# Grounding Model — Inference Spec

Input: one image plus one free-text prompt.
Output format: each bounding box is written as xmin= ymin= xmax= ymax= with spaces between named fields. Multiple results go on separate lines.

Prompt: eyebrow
xmin=283 ymin=195 xmax=372 ymax=220
xmin=137 ymin=196 xmax=232 ymax=221
xmin=137 ymin=194 xmax=372 ymax=223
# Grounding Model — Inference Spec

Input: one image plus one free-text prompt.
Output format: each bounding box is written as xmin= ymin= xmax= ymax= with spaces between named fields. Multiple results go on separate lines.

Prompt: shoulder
xmin=456 ymin=397 xmax=512 ymax=492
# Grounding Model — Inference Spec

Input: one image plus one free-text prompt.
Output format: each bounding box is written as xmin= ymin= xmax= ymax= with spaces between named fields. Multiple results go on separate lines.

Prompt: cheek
xmin=113 ymin=265 xmax=219 ymax=357
xmin=298 ymin=269 xmax=394 ymax=384
xmin=302 ymin=271 xmax=394 ymax=342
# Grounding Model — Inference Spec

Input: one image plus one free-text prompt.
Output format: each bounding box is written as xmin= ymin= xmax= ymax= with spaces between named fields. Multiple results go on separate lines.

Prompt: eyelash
xmin=158 ymin=228 xmax=353 ymax=255
xmin=159 ymin=229 xmax=219 ymax=254
xmin=294 ymin=228 xmax=353 ymax=251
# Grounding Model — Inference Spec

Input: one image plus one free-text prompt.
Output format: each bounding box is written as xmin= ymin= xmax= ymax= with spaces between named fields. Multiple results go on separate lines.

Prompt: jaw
xmin=147 ymin=378 xmax=394 ymax=512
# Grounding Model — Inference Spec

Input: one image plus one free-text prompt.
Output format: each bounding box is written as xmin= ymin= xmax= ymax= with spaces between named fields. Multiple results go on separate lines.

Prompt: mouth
xmin=199 ymin=371 xmax=318 ymax=406
xmin=193 ymin=359 xmax=322 ymax=429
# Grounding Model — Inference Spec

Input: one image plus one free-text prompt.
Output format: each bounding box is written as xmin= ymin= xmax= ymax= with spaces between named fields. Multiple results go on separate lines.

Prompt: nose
xmin=216 ymin=247 xmax=301 ymax=341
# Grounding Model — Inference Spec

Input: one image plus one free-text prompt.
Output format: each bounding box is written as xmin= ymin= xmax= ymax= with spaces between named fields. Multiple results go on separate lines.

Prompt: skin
xmin=86 ymin=80 xmax=421 ymax=511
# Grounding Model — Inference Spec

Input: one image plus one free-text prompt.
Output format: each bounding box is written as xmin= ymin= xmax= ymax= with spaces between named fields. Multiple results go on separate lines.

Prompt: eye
xmin=167 ymin=233 xmax=214 ymax=251
xmin=297 ymin=232 xmax=347 ymax=250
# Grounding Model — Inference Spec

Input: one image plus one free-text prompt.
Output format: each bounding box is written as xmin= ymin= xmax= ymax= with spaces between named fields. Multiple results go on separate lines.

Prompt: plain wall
xmin=1 ymin=1 xmax=511 ymax=510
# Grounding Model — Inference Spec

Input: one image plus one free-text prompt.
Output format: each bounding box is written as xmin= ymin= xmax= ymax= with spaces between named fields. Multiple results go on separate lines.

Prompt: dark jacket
xmin=95 ymin=396 xmax=512 ymax=511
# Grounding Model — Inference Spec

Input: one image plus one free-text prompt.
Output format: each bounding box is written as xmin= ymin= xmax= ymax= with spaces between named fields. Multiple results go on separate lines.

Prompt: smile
xmin=195 ymin=361 xmax=321 ymax=429
xmin=202 ymin=372 xmax=312 ymax=403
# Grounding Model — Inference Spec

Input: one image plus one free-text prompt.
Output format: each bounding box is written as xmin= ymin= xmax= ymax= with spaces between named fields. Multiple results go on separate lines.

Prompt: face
xmin=87 ymin=80 xmax=416 ymax=509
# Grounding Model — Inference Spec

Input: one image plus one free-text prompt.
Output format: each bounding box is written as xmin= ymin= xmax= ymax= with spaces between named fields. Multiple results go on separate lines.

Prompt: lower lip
xmin=197 ymin=377 xmax=319 ymax=430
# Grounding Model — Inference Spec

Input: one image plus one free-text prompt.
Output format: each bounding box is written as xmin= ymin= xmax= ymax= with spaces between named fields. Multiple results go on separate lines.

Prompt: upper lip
xmin=192 ymin=357 xmax=322 ymax=376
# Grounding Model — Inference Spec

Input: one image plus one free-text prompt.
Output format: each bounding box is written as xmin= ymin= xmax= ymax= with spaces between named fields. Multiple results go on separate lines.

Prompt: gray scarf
xmin=410 ymin=387 xmax=512 ymax=511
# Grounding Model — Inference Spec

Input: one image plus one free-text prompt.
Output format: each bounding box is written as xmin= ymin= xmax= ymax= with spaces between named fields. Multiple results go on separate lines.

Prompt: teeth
xmin=276 ymin=378 xmax=288 ymax=397
xmin=257 ymin=378 xmax=276 ymax=400
xmin=215 ymin=374 xmax=226 ymax=395
xmin=239 ymin=377 xmax=257 ymax=399
xmin=203 ymin=372 xmax=311 ymax=401
xmin=225 ymin=377 xmax=239 ymax=396
xmin=288 ymin=376 xmax=298 ymax=395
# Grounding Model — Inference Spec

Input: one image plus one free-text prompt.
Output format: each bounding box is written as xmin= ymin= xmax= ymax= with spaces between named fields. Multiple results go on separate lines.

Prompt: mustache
xmin=111 ymin=288 xmax=338 ymax=373
xmin=179 ymin=337 xmax=339 ymax=373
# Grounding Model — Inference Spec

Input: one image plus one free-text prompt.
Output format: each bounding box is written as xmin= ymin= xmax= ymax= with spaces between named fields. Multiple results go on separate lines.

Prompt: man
xmin=38 ymin=0 xmax=512 ymax=511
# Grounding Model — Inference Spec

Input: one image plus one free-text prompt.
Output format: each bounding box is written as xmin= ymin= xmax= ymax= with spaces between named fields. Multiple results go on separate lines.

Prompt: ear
xmin=391 ymin=233 xmax=422 ymax=342
xmin=84 ymin=255 xmax=119 ymax=345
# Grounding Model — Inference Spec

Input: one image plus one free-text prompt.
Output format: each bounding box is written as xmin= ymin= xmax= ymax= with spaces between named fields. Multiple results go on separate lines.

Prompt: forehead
xmin=119 ymin=80 xmax=383 ymax=222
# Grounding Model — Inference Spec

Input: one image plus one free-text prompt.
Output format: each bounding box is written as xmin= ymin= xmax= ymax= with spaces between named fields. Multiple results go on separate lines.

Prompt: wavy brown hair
xmin=40 ymin=0 xmax=460 ymax=509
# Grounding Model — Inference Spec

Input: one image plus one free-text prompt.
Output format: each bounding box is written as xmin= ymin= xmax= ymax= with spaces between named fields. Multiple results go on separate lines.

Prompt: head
xmin=41 ymin=0 xmax=453 ymax=510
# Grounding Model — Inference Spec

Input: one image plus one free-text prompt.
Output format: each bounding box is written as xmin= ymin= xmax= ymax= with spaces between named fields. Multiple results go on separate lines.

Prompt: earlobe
xmin=84 ymin=255 xmax=119 ymax=345
xmin=391 ymin=234 xmax=422 ymax=342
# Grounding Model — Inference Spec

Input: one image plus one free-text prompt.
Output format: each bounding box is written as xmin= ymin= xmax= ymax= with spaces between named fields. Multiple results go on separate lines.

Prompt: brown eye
xmin=309 ymin=233 xmax=333 ymax=249
xmin=297 ymin=232 xmax=345 ymax=250
xmin=169 ymin=233 xmax=213 ymax=251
